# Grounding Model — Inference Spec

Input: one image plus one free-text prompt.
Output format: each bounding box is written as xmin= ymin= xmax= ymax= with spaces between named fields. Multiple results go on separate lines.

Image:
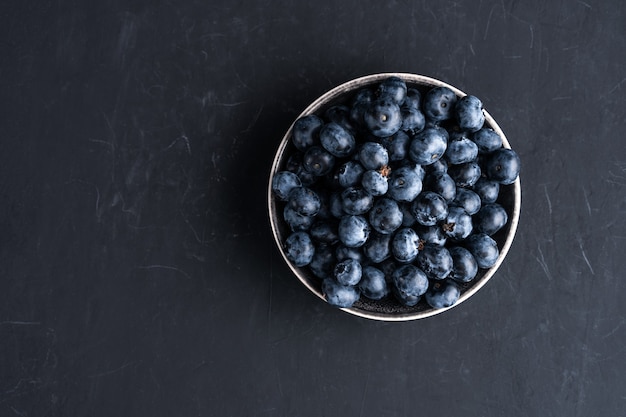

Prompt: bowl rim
xmin=268 ymin=72 xmax=521 ymax=321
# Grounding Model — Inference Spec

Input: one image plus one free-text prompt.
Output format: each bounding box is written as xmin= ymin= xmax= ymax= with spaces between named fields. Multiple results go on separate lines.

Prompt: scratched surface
xmin=1 ymin=0 xmax=625 ymax=416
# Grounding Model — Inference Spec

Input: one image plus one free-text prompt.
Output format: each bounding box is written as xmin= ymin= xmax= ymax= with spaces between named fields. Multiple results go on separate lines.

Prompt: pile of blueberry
xmin=271 ymin=76 xmax=520 ymax=310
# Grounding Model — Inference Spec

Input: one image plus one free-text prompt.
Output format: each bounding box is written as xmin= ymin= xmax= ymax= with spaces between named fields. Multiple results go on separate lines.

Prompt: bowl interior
xmin=268 ymin=73 xmax=521 ymax=321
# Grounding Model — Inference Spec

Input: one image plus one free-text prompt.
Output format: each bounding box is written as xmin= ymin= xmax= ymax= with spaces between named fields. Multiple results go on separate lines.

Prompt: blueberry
xmin=349 ymin=88 xmax=375 ymax=127
xmin=416 ymin=245 xmax=453 ymax=280
xmin=387 ymin=165 xmax=424 ymax=202
xmin=472 ymin=177 xmax=499 ymax=204
xmin=472 ymin=127 xmax=503 ymax=154
xmin=368 ymin=197 xmax=403 ymax=235
xmin=308 ymin=244 xmax=336 ymax=279
xmin=285 ymin=152 xmax=317 ymax=186
xmin=448 ymin=246 xmax=479 ymax=283
xmin=485 ymin=148 xmax=521 ymax=185
xmin=425 ymin=171 xmax=456 ymax=202
xmin=288 ymin=187 xmax=321 ymax=216
xmin=336 ymin=160 xmax=365 ymax=188
xmin=364 ymin=99 xmax=403 ymax=137
xmin=441 ymin=206 xmax=473 ymax=241
xmin=334 ymin=258 xmax=363 ymax=286
xmin=320 ymin=122 xmax=356 ymax=157
xmin=341 ymin=187 xmax=374 ymax=215
xmin=391 ymin=264 xmax=429 ymax=306
xmin=423 ymin=86 xmax=458 ymax=122
xmin=379 ymin=130 xmax=411 ymax=161
xmin=425 ymin=280 xmax=461 ymax=309
xmin=322 ymin=278 xmax=360 ymax=308
xmin=413 ymin=224 xmax=447 ymax=246
xmin=455 ymin=95 xmax=485 ymax=132
xmin=363 ymin=232 xmax=392 ymax=263
xmin=400 ymin=105 xmax=426 ymax=135
xmin=376 ymin=76 xmax=407 ymax=105
xmin=284 ymin=231 xmax=315 ymax=267
xmin=451 ymin=188 xmax=482 ymax=215
xmin=411 ymin=191 xmax=449 ymax=226
xmin=391 ymin=227 xmax=420 ymax=263
xmin=409 ymin=126 xmax=448 ymax=165
xmin=465 ymin=233 xmax=499 ymax=269
xmin=474 ymin=203 xmax=508 ymax=236
xmin=283 ymin=205 xmax=314 ymax=231
xmin=292 ymin=114 xmax=323 ymax=151
xmin=359 ymin=266 xmax=389 ymax=300
xmin=424 ymin=158 xmax=449 ymax=175
xmin=361 ymin=169 xmax=389 ymax=196
xmin=358 ymin=142 xmax=389 ymax=170
xmin=303 ymin=146 xmax=336 ymax=177
xmin=338 ymin=215 xmax=370 ymax=248
xmin=309 ymin=220 xmax=339 ymax=245
xmin=445 ymin=136 xmax=478 ymax=165
xmin=448 ymin=161 xmax=482 ymax=187
xmin=272 ymin=171 xmax=302 ymax=201
xmin=403 ymin=87 xmax=422 ymax=109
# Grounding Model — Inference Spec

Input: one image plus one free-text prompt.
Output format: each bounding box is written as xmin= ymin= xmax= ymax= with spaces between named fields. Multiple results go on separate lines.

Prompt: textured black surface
xmin=1 ymin=1 xmax=625 ymax=416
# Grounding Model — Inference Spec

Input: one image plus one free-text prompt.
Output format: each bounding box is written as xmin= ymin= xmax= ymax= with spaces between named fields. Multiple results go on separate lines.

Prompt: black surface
xmin=1 ymin=1 xmax=625 ymax=416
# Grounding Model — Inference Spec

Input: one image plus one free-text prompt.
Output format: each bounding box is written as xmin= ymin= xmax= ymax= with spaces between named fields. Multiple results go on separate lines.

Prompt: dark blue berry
xmin=465 ymin=233 xmax=499 ymax=269
xmin=451 ymin=188 xmax=482 ymax=215
xmin=322 ymin=278 xmax=360 ymax=308
xmin=414 ymin=224 xmax=447 ymax=246
xmin=324 ymin=105 xmax=356 ymax=134
xmin=368 ymin=198 xmax=403 ymax=235
xmin=334 ymin=258 xmax=363 ymax=286
xmin=448 ymin=246 xmax=479 ymax=283
xmin=336 ymin=160 xmax=365 ymax=188
xmin=391 ymin=227 xmax=420 ymax=263
xmin=472 ymin=177 xmax=500 ymax=204
xmin=283 ymin=205 xmax=314 ymax=231
xmin=285 ymin=152 xmax=317 ymax=186
xmin=472 ymin=128 xmax=503 ymax=154
xmin=445 ymin=137 xmax=479 ymax=165
xmin=364 ymin=99 xmax=403 ymax=137
xmin=425 ymin=280 xmax=461 ymax=309
xmin=391 ymin=264 xmax=429 ymax=306
xmin=442 ymin=206 xmax=473 ymax=241
xmin=358 ymin=142 xmax=389 ymax=170
xmin=455 ymin=95 xmax=485 ymax=132
xmin=341 ymin=187 xmax=374 ymax=215
xmin=359 ymin=266 xmax=389 ymax=300
xmin=379 ymin=130 xmax=410 ymax=161
xmin=363 ymin=232 xmax=392 ymax=263
xmin=335 ymin=245 xmax=365 ymax=263
xmin=292 ymin=114 xmax=323 ymax=151
xmin=448 ymin=161 xmax=482 ymax=187
xmin=403 ymin=88 xmax=422 ymax=109
xmin=387 ymin=165 xmax=424 ymax=202
xmin=309 ymin=244 xmax=336 ymax=279
xmin=377 ymin=76 xmax=407 ymax=105
xmin=288 ymin=187 xmax=321 ymax=216
xmin=411 ymin=191 xmax=449 ymax=226
xmin=303 ymin=146 xmax=335 ymax=176
xmin=284 ymin=231 xmax=315 ymax=267
xmin=474 ymin=203 xmax=508 ymax=236
xmin=338 ymin=215 xmax=370 ymax=248
xmin=416 ymin=245 xmax=453 ymax=280
xmin=423 ymin=86 xmax=458 ymax=122
xmin=485 ymin=148 xmax=520 ymax=185
xmin=425 ymin=171 xmax=456 ymax=202
xmin=409 ymin=126 xmax=448 ymax=165
xmin=361 ymin=169 xmax=389 ymax=196
xmin=272 ymin=171 xmax=302 ymax=201
xmin=320 ymin=122 xmax=356 ymax=157
xmin=400 ymin=105 xmax=426 ymax=135
xmin=309 ymin=220 xmax=339 ymax=245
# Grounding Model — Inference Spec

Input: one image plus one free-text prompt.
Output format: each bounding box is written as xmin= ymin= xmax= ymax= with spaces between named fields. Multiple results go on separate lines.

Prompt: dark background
xmin=1 ymin=0 xmax=625 ymax=416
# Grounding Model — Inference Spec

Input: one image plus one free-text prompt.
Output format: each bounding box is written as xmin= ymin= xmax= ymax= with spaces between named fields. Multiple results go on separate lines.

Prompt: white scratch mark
xmin=536 ymin=242 xmax=553 ymax=281
xmin=136 ymin=265 xmax=191 ymax=279
xmin=577 ymin=0 xmax=592 ymax=9
xmin=544 ymin=184 xmax=552 ymax=215
xmin=88 ymin=361 xmax=140 ymax=378
xmin=602 ymin=319 xmax=626 ymax=339
xmin=582 ymin=187 xmax=592 ymax=216
xmin=603 ymin=77 xmax=626 ymax=98
xmin=469 ymin=43 xmax=475 ymax=55
xmin=576 ymin=238 xmax=595 ymax=275
xmin=529 ymin=24 xmax=534 ymax=49
xmin=1 ymin=321 xmax=41 ymax=325
xmin=483 ymin=5 xmax=498 ymax=40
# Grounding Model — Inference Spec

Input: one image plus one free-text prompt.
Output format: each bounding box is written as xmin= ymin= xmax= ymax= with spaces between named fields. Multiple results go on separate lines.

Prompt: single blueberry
xmin=292 ymin=114 xmax=323 ymax=151
xmin=358 ymin=142 xmax=390 ymax=170
xmin=283 ymin=205 xmax=314 ymax=232
xmin=284 ymin=231 xmax=315 ymax=267
xmin=334 ymin=258 xmax=363 ymax=286
xmin=349 ymin=88 xmax=375 ymax=128
xmin=474 ymin=203 xmax=508 ymax=236
xmin=451 ymin=187 xmax=482 ymax=215
xmin=425 ymin=280 xmax=461 ymax=309
xmin=424 ymin=158 xmax=449 ymax=175
xmin=425 ymin=171 xmax=456 ymax=202
xmin=472 ymin=177 xmax=500 ymax=204
xmin=387 ymin=165 xmax=424 ymax=202
xmin=465 ymin=233 xmax=499 ymax=269
xmin=303 ymin=146 xmax=336 ymax=177
xmin=441 ymin=206 xmax=473 ymax=241
xmin=445 ymin=137 xmax=479 ymax=165
xmin=338 ymin=215 xmax=371 ymax=248
xmin=455 ymin=95 xmax=485 ymax=132
xmin=423 ymin=86 xmax=458 ymax=122
xmin=377 ymin=76 xmax=407 ymax=105
xmin=485 ymin=148 xmax=520 ymax=185
xmin=391 ymin=264 xmax=429 ymax=306
xmin=409 ymin=126 xmax=448 ymax=165
xmin=363 ymin=232 xmax=392 ymax=263
xmin=411 ymin=191 xmax=449 ymax=226
xmin=361 ymin=169 xmax=389 ymax=197
xmin=359 ymin=266 xmax=389 ymax=300
xmin=403 ymin=88 xmax=422 ymax=110
xmin=336 ymin=160 xmax=365 ymax=188
xmin=322 ymin=278 xmax=360 ymax=308
xmin=472 ymin=128 xmax=503 ymax=154
xmin=341 ymin=187 xmax=374 ymax=215
xmin=448 ymin=161 xmax=482 ymax=187
xmin=379 ymin=130 xmax=411 ymax=161
xmin=400 ymin=105 xmax=426 ymax=135
xmin=319 ymin=122 xmax=356 ymax=157
xmin=391 ymin=227 xmax=421 ymax=263
xmin=288 ymin=187 xmax=321 ymax=216
xmin=364 ymin=99 xmax=403 ymax=137
xmin=272 ymin=171 xmax=302 ymax=201
xmin=416 ymin=245 xmax=453 ymax=280
xmin=368 ymin=198 xmax=404 ymax=235
xmin=448 ymin=246 xmax=479 ymax=283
